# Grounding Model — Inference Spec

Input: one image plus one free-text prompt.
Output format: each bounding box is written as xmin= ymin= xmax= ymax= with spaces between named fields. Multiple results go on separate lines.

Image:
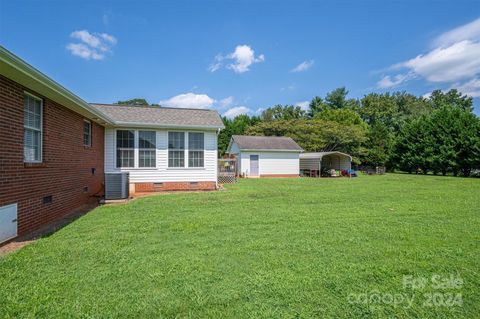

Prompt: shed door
xmin=0 ymin=204 xmax=17 ymax=243
xmin=250 ymin=155 xmax=259 ymax=176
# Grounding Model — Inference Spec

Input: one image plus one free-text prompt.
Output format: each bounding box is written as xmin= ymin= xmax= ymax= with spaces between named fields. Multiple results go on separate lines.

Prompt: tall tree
xmin=323 ymin=87 xmax=359 ymax=109
xmin=116 ymin=98 xmax=150 ymax=106
xmin=307 ymin=96 xmax=325 ymax=117
xmin=217 ymin=114 xmax=260 ymax=156
xmin=314 ymin=109 xmax=366 ymax=127
xmin=428 ymin=89 xmax=474 ymax=112
xmin=246 ymin=119 xmax=367 ymax=163
xmin=394 ymin=105 xmax=480 ymax=176
xmin=325 ymin=87 xmax=348 ymax=109
xmin=261 ymin=105 xmax=306 ymax=121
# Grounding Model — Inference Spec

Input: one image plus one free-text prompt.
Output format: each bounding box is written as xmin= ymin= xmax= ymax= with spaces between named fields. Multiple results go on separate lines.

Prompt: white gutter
xmin=112 ymin=121 xmax=224 ymax=130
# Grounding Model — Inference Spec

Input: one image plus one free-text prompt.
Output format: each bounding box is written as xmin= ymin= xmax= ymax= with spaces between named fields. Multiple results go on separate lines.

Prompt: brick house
xmin=0 ymin=46 xmax=223 ymax=243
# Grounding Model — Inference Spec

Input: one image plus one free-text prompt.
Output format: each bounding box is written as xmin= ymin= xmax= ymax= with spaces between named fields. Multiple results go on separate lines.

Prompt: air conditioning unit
xmin=105 ymin=172 xmax=129 ymax=200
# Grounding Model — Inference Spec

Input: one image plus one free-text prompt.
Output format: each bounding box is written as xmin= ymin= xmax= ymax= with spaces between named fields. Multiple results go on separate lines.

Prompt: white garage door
xmin=0 ymin=203 xmax=17 ymax=243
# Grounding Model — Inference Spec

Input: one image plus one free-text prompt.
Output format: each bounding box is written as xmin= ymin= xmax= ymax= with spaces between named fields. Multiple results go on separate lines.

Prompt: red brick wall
xmin=0 ymin=75 xmax=104 ymax=237
xmin=135 ymin=182 xmax=216 ymax=193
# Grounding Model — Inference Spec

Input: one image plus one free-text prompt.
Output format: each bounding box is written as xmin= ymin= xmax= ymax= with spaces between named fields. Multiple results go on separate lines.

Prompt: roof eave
xmin=0 ymin=46 xmax=114 ymax=125
xmin=111 ymin=121 xmax=224 ymax=130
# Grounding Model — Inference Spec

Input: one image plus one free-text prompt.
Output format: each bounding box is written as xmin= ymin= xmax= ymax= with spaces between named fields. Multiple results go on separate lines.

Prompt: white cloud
xmin=291 ymin=60 xmax=314 ymax=73
xmin=377 ymin=73 xmax=415 ymax=88
xmin=208 ymin=54 xmax=224 ymax=72
xmin=433 ymin=17 xmax=480 ymax=47
xmin=295 ymin=101 xmax=310 ymax=110
xmin=209 ymin=45 xmax=264 ymax=74
xmin=422 ymin=92 xmax=432 ymax=99
xmin=159 ymin=93 xmax=215 ymax=109
xmin=67 ymin=30 xmax=117 ymax=60
xmin=66 ymin=43 xmax=104 ymax=60
xmin=450 ymin=77 xmax=480 ymax=97
xmin=223 ymin=106 xmax=251 ymax=118
xmin=378 ymin=17 xmax=480 ymax=90
xmin=219 ymin=96 xmax=235 ymax=108
xmin=401 ymin=41 xmax=480 ymax=82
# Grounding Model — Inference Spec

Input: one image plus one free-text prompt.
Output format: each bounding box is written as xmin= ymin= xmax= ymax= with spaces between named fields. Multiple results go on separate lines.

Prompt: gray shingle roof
xmin=89 ymin=103 xmax=224 ymax=129
xmin=232 ymin=135 xmax=303 ymax=151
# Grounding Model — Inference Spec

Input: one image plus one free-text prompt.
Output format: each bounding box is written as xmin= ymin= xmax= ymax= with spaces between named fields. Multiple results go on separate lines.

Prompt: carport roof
xmin=300 ymin=152 xmax=352 ymax=160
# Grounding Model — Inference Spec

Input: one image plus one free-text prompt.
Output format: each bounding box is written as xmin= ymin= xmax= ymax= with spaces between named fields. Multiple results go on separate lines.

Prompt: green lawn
xmin=1 ymin=174 xmax=479 ymax=318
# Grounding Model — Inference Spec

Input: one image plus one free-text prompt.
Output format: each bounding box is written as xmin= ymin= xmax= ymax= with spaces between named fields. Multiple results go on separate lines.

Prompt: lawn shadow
xmin=0 ymin=200 xmax=99 ymax=256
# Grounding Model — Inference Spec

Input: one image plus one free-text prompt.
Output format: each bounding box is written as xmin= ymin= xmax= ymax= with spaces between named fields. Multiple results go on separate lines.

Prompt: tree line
xmin=218 ymin=88 xmax=480 ymax=177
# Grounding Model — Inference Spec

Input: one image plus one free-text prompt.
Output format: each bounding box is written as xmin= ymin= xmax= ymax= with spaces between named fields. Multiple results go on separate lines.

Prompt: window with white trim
xmin=188 ymin=132 xmax=204 ymax=167
xmin=116 ymin=130 xmax=135 ymax=168
xmin=168 ymin=132 xmax=185 ymax=167
xmin=139 ymin=131 xmax=156 ymax=168
xmin=23 ymin=93 xmax=42 ymax=162
xmin=83 ymin=120 xmax=92 ymax=146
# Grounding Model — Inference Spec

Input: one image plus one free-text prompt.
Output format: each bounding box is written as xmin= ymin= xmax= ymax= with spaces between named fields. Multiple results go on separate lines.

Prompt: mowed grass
xmin=0 ymin=174 xmax=479 ymax=318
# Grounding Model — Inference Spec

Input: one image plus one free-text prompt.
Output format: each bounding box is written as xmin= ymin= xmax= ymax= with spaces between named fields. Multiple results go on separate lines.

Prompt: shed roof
xmin=300 ymin=152 xmax=352 ymax=160
xmin=90 ymin=103 xmax=224 ymax=129
xmin=231 ymin=135 xmax=303 ymax=152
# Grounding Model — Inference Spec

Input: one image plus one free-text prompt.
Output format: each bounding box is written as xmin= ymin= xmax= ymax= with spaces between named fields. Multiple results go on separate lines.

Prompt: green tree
xmin=261 ymin=105 xmax=306 ymax=121
xmin=246 ymin=119 xmax=367 ymax=163
xmin=394 ymin=105 xmax=480 ymax=176
xmin=428 ymin=89 xmax=473 ymax=112
xmin=363 ymin=123 xmax=395 ymax=166
xmin=217 ymin=114 xmax=260 ymax=156
xmin=359 ymin=93 xmax=398 ymax=128
xmin=324 ymin=87 xmax=359 ymax=109
xmin=307 ymin=96 xmax=325 ymax=117
xmin=116 ymin=98 xmax=150 ymax=106
xmin=314 ymin=109 xmax=366 ymax=127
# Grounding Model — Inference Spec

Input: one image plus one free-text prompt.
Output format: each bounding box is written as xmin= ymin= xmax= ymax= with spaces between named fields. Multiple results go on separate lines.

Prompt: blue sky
xmin=1 ymin=0 xmax=479 ymax=116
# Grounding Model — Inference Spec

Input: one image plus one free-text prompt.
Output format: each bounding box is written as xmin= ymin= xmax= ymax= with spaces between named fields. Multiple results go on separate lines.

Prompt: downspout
xmin=215 ymin=128 xmax=221 ymax=189
xmin=319 ymin=155 xmax=322 ymax=178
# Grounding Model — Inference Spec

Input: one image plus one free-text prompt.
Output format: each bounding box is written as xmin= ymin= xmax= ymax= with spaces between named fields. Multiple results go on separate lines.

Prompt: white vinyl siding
xmin=237 ymin=149 xmax=300 ymax=177
xmin=105 ymin=128 xmax=218 ymax=182
xmin=23 ymin=93 xmax=42 ymax=163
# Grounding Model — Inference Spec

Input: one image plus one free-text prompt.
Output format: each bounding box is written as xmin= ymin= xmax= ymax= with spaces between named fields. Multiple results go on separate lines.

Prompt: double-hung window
xmin=116 ymin=130 xmax=135 ymax=167
xmin=168 ymin=132 xmax=185 ymax=167
xmin=83 ymin=120 xmax=92 ymax=146
xmin=23 ymin=93 xmax=42 ymax=163
xmin=188 ymin=132 xmax=204 ymax=167
xmin=139 ymin=131 xmax=156 ymax=168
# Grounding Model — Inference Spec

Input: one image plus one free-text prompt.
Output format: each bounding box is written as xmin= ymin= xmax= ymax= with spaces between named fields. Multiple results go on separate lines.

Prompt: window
xmin=83 ymin=120 xmax=92 ymax=146
xmin=116 ymin=130 xmax=134 ymax=167
xmin=23 ymin=93 xmax=42 ymax=162
xmin=139 ymin=131 xmax=156 ymax=167
xmin=188 ymin=132 xmax=204 ymax=167
xmin=168 ymin=132 xmax=185 ymax=167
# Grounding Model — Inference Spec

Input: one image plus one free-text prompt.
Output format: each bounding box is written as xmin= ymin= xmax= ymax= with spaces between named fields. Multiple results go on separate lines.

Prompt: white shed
xmin=227 ymin=135 xmax=303 ymax=177
xmin=300 ymin=152 xmax=352 ymax=176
